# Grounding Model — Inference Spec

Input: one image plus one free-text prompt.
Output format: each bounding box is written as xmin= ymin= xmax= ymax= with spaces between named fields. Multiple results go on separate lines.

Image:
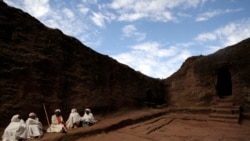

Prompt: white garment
xmin=26 ymin=117 xmax=43 ymax=139
xmin=66 ymin=111 xmax=81 ymax=128
xmin=2 ymin=115 xmax=27 ymax=141
xmin=47 ymin=115 xmax=65 ymax=133
xmin=81 ymin=112 xmax=96 ymax=123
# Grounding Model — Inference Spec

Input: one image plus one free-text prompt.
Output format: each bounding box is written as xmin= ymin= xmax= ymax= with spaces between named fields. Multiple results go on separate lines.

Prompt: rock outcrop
xmin=1 ymin=0 xmax=250 ymax=129
xmin=163 ymin=38 xmax=250 ymax=116
xmin=0 ymin=1 xmax=164 ymax=127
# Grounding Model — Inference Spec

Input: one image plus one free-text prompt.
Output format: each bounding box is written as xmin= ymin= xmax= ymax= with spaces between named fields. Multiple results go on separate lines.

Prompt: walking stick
xmin=43 ymin=103 xmax=50 ymax=127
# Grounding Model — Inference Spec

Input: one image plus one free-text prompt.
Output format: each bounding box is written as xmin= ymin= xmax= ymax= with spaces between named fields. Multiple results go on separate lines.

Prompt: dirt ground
xmin=77 ymin=116 xmax=250 ymax=141
xmin=76 ymin=115 xmax=250 ymax=141
xmin=2 ymin=108 xmax=250 ymax=141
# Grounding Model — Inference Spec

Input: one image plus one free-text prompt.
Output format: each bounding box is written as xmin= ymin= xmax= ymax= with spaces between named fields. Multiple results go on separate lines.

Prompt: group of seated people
xmin=2 ymin=113 xmax=43 ymax=141
xmin=2 ymin=108 xmax=97 ymax=141
xmin=47 ymin=108 xmax=97 ymax=133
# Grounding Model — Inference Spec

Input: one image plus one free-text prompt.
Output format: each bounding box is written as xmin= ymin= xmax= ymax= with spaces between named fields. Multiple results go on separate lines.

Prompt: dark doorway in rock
xmin=216 ymin=68 xmax=232 ymax=98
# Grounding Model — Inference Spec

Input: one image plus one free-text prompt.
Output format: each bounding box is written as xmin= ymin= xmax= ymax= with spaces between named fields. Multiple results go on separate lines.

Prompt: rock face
xmin=0 ymin=2 xmax=165 ymax=127
xmin=163 ymin=38 xmax=250 ymax=113
xmin=1 ymin=0 xmax=250 ymax=129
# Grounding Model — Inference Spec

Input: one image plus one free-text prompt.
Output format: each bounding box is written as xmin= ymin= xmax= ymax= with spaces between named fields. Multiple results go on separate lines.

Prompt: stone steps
xmin=212 ymin=103 xmax=240 ymax=108
xmin=209 ymin=117 xmax=239 ymax=123
xmin=214 ymin=102 xmax=235 ymax=108
xmin=210 ymin=113 xmax=239 ymax=119
xmin=242 ymin=112 xmax=250 ymax=119
xmin=216 ymin=96 xmax=233 ymax=103
xmin=211 ymin=107 xmax=240 ymax=114
xmin=209 ymin=96 xmax=240 ymax=124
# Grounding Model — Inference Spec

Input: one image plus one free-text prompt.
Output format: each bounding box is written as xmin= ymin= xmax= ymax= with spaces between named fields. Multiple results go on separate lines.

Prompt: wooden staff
xmin=43 ymin=103 xmax=50 ymax=127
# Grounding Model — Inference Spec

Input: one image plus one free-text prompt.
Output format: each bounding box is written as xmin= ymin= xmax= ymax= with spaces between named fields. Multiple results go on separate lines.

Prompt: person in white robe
xmin=47 ymin=109 xmax=67 ymax=133
xmin=2 ymin=114 xmax=27 ymax=141
xmin=66 ymin=108 xmax=81 ymax=129
xmin=26 ymin=112 xmax=43 ymax=139
xmin=81 ymin=108 xmax=97 ymax=126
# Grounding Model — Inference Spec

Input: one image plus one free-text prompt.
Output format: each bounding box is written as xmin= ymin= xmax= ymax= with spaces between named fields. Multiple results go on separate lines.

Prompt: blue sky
xmin=4 ymin=0 xmax=250 ymax=78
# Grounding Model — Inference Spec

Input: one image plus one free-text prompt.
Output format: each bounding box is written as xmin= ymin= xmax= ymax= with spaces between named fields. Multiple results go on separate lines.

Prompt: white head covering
xmin=85 ymin=108 xmax=91 ymax=112
xmin=55 ymin=109 xmax=61 ymax=113
xmin=29 ymin=112 xmax=36 ymax=117
xmin=11 ymin=114 xmax=20 ymax=122
xmin=71 ymin=108 xmax=77 ymax=113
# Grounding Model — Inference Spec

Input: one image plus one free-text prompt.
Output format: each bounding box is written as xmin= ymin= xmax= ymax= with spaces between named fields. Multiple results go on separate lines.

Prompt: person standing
xmin=26 ymin=112 xmax=43 ymax=139
xmin=47 ymin=109 xmax=67 ymax=133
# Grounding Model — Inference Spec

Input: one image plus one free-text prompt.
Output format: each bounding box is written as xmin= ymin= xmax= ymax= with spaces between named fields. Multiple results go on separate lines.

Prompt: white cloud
xmin=196 ymin=8 xmax=242 ymax=22
xmin=112 ymin=42 xmax=191 ymax=78
xmin=122 ymin=25 xmax=146 ymax=41
xmin=77 ymin=4 xmax=89 ymax=15
xmin=119 ymin=13 xmax=147 ymax=22
xmin=109 ymin=0 xmax=209 ymax=22
xmin=195 ymin=33 xmax=217 ymax=42
xmin=90 ymin=11 xmax=116 ymax=28
xmin=4 ymin=0 xmax=50 ymax=18
xmin=195 ymin=18 xmax=250 ymax=53
xmin=23 ymin=0 xmax=50 ymax=18
xmin=215 ymin=19 xmax=250 ymax=46
xmin=122 ymin=24 xmax=137 ymax=36
xmin=110 ymin=0 xmax=175 ymax=22
xmin=109 ymin=0 xmax=134 ymax=9
xmin=131 ymin=42 xmax=177 ymax=57
xmin=82 ymin=0 xmax=97 ymax=4
xmin=62 ymin=8 xmax=75 ymax=20
xmin=91 ymin=12 xmax=106 ymax=27
xmin=198 ymin=18 xmax=250 ymax=45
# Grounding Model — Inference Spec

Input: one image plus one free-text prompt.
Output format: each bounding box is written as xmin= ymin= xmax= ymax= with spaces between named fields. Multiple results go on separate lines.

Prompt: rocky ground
xmin=25 ymin=108 xmax=250 ymax=141
xmin=80 ymin=117 xmax=250 ymax=141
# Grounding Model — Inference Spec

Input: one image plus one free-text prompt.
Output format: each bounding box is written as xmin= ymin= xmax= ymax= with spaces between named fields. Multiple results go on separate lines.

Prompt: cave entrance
xmin=216 ymin=68 xmax=232 ymax=98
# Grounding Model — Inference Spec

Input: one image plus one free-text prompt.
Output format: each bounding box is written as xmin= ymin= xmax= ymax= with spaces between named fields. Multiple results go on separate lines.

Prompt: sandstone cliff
xmin=163 ymin=38 xmax=250 ymax=112
xmin=1 ymin=0 xmax=250 ymax=129
xmin=0 ymin=1 xmax=164 ymax=127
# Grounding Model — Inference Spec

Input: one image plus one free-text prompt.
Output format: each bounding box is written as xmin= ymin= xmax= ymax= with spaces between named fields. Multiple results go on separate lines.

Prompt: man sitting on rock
xmin=81 ymin=108 xmax=97 ymax=126
xmin=66 ymin=108 xmax=81 ymax=129
xmin=47 ymin=109 xmax=67 ymax=133
xmin=26 ymin=112 xmax=43 ymax=139
xmin=2 ymin=114 xmax=27 ymax=141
